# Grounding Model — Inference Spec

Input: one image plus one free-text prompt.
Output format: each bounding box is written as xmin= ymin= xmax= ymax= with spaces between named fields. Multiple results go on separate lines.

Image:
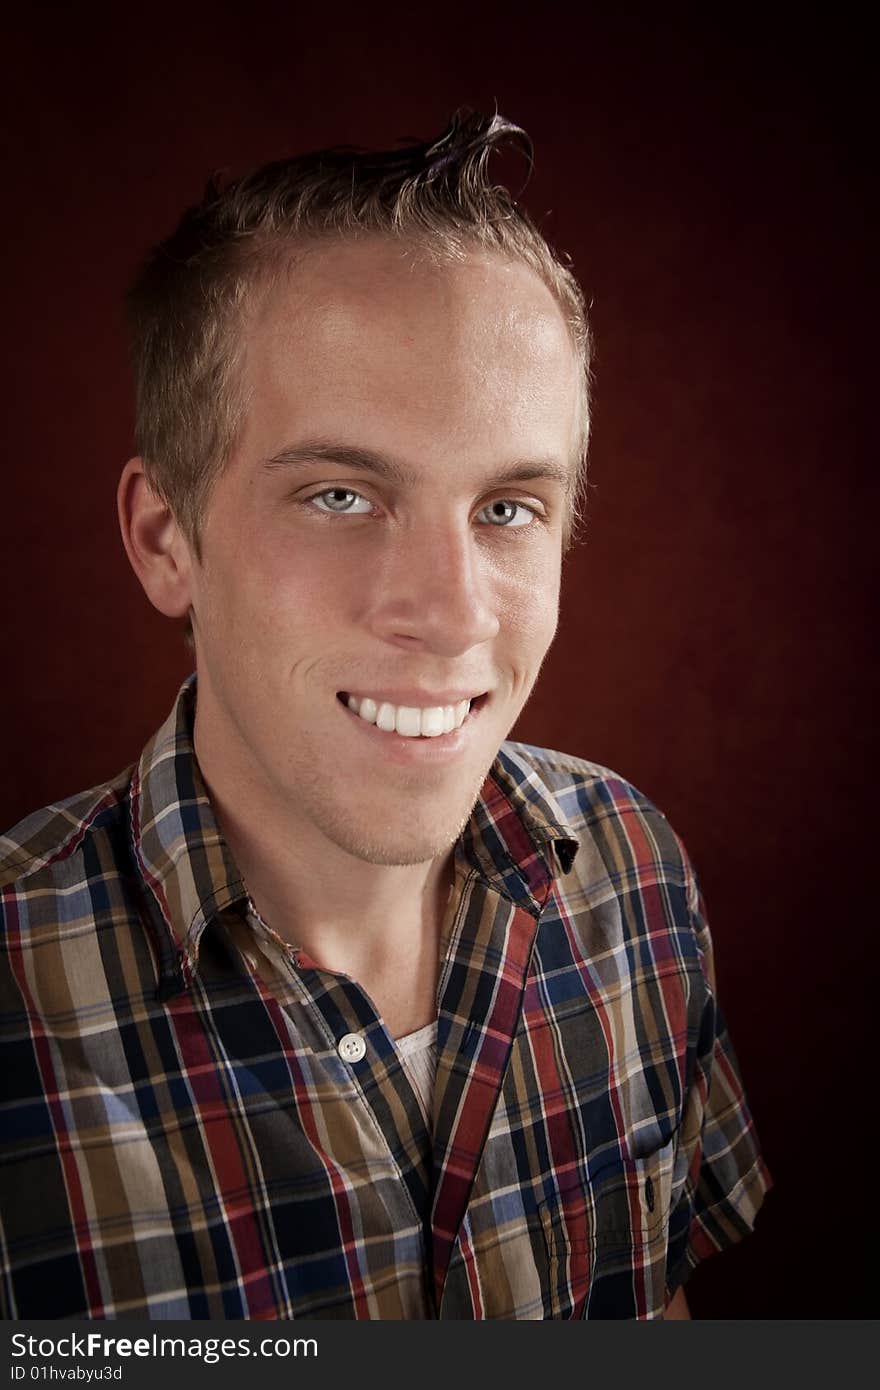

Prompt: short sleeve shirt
xmin=0 ymin=677 xmax=770 ymax=1318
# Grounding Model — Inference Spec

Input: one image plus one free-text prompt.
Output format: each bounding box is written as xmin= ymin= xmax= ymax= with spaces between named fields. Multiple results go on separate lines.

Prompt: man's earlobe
xmin=117 ymin=457 xmax=194 ymax=619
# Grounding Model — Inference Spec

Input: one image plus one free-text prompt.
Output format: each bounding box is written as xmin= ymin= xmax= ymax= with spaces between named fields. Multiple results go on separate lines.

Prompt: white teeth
xmin=395 ymin=705 xmax=422 ymax=737
xmin=345 ymin=694 xmax=474 ymax=738
xmin=376 ymin=701 xmax=396 ymax=732
xmin=420 ymin=707 xmax=445 ymax=738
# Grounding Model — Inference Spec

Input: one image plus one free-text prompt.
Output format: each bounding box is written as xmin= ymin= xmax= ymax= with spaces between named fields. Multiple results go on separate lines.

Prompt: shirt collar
xmin=129 ymin=674 xmax=245 ymax=992
xmin=129 ymin=675 xmax=581 ymax=994
xmin=459 ymin=745 xmax=580 ymax=911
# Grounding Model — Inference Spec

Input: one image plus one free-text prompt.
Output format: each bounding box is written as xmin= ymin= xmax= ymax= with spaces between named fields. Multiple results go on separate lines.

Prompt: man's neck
xmin=193 ymin=699 xmax=455 ymax=1020
xmin=224 ymin=805 xmax=454 ymax=980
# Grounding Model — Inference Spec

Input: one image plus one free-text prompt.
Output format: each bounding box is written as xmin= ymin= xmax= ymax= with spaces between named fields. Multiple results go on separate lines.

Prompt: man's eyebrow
xmin=262 ymin=439 xmax=575 ymax=491
xmin=263 ymin=441 xmax=418 ymax=486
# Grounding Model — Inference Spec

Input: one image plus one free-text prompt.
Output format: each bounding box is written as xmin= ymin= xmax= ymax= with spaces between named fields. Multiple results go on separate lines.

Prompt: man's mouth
xmin=336 ymin=692 xmax=489 ymax=739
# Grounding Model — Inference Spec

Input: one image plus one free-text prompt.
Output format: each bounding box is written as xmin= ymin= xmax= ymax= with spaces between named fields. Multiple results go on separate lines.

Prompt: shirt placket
xmin=245 ymin=920 xmax=438 ymax=1313
xmin=429 ymin=869 xmax=547 ymax=1313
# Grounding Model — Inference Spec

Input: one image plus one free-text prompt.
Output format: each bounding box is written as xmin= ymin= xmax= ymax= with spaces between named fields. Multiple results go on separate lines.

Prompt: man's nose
xmin=364 ymin=519 xmax=500 ymax=657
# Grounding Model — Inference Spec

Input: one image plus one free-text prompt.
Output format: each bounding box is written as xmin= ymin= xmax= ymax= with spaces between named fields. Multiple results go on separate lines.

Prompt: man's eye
xmin=476 ymin=499 xmax=536 ymax=528
xmin=309 ymin=488 xmax=373 ymax=514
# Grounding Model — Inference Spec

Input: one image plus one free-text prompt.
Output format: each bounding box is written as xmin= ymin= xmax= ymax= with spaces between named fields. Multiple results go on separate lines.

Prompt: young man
xmin=0 ymin=113 xmax=769 ymax=1319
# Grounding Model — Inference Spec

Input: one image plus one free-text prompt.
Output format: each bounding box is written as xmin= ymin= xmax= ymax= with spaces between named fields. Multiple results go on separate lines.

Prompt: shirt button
xmin=337 ymin=1032 xmax=367 ymax=1063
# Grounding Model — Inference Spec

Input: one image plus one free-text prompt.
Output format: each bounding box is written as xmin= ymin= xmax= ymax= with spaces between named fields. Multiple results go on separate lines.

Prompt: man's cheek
xmin=520 ymin=590 xmax=561 ymax=652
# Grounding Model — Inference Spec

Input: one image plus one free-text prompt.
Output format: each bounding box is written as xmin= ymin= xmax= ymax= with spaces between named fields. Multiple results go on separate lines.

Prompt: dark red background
xmin=2 ymin=6 xmax=872 ymax=1317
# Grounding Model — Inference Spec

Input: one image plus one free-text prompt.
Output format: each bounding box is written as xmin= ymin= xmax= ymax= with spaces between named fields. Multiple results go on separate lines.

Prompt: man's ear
xmin=117 ymin=458 xmax=195 ymax=618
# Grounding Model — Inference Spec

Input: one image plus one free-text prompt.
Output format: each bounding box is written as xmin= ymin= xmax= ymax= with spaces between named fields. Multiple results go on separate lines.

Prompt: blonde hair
xmin=127 ymin=110 xmax=592 ymax=555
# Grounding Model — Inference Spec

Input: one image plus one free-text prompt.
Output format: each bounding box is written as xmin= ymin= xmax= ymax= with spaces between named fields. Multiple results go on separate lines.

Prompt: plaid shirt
xmin=0 ymin=677 xmax=769 ymax=1320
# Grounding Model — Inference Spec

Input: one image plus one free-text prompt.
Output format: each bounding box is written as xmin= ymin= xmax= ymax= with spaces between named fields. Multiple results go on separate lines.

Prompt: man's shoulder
xmin=0 ymin=768 xmax=134 ymax=895
xmin=496 ymin=739 xmax=692 ymax=882
xmin=498 ymin=738 xmax=668 ymax=826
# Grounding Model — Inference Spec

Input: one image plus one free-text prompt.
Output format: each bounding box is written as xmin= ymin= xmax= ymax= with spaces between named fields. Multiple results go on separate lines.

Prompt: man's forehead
xmin=253 ymin=236 xmax=575 ymax=357
xmin=238 ymin=237 xmax=585 ymax=481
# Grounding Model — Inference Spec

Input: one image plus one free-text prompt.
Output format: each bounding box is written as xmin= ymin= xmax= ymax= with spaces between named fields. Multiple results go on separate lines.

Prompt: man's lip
xmin=336 ymin=688 xmax=487 ymax=760
xmin=337 ymin=689 xmax=491 ymax=706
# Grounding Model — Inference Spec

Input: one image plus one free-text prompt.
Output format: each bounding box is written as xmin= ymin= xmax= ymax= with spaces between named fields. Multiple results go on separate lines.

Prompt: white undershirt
xmin=394 ymin=1021 xmax=438 ymax=1129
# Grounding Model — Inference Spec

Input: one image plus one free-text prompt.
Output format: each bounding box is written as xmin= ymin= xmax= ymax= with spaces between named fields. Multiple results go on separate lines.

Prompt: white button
xmin=337 ymin=1032 xmax=367 ymax=1063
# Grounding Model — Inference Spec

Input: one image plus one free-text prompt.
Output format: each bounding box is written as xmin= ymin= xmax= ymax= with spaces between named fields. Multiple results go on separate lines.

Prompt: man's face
xmin=187 ymin=239 xmax=581 ymax=865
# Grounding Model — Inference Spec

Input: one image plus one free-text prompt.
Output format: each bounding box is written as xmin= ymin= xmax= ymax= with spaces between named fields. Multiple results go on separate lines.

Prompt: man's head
xmin=126 ymin=110 xmax=592 ymax=554
xmin=119 ymin=113 xmax=591 ymax=868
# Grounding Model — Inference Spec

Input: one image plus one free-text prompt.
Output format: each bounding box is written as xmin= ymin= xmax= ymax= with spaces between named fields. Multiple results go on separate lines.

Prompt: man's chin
xmin=314 ymin=795 xmax=483 ymax=868
xmin=327 ymin=823 xmax=461 ymax=868
xmin=280 ymin=746 xmax=498 ymax=868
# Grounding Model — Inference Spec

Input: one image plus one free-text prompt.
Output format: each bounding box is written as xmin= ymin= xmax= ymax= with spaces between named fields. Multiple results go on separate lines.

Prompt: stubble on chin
xmin=298 ymin=751 xmax=500 ymax=868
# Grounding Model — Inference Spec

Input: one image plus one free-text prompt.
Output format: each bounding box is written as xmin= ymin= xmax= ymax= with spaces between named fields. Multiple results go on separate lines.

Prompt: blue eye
xmin=309 ymin=488 xmax=373 ymax=514
xmin=477 ymin=499 xmax=536 ymax=528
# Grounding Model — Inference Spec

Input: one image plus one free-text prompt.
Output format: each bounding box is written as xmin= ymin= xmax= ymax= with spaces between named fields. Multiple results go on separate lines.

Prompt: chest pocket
xmin=539 ymin=1136 xmax=677 ymax=1320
